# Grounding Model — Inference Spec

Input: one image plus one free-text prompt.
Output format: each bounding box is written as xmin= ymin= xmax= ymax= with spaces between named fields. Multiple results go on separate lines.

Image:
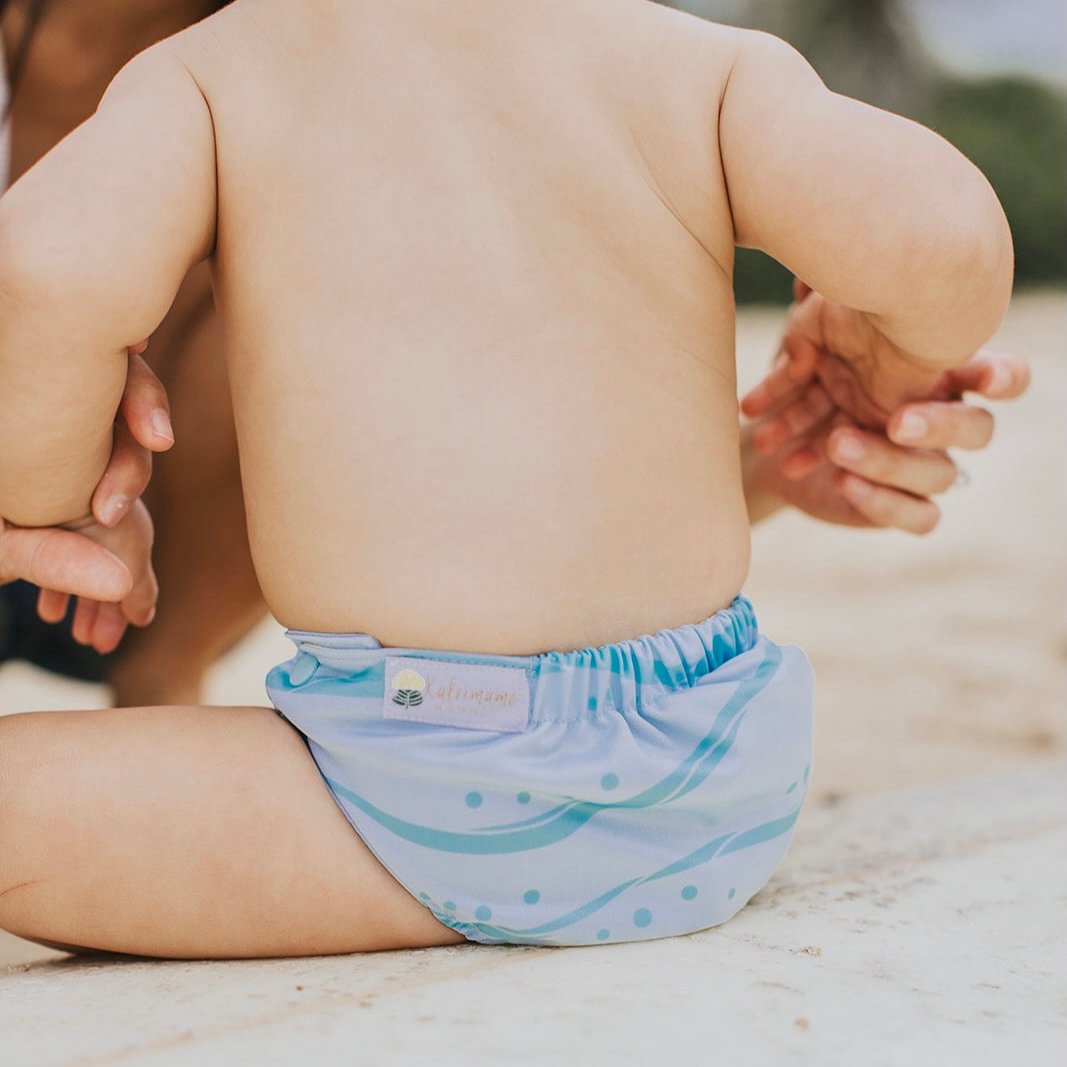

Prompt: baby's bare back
xmin=184 ymin=0 xmax=745 ymax=652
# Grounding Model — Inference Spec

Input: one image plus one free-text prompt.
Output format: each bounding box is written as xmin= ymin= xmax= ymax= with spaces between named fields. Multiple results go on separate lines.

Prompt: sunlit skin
xmin=0 ymin=0 xmax=1022 ymax=959
xmin=0 ymin=0 xmax=1028 ymax=674
xmin=0 ymin=0 xmax=1013 ymax=647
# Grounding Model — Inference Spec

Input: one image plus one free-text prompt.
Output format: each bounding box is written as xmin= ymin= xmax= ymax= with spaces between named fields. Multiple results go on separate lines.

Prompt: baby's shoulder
xmin=608 ymin=3 xmax=786 ymax=135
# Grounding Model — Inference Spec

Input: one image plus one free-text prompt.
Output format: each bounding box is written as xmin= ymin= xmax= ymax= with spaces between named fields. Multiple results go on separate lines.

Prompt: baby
xmin=0 ymin=0 xmax=1012 ymax=957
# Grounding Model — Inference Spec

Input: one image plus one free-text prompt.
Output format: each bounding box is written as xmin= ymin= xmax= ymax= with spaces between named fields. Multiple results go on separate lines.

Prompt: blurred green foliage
xmin=661 ymin=0 xmax=1067 ymax=303
xmin=920 ymin=76 xmax=1067 ymax=287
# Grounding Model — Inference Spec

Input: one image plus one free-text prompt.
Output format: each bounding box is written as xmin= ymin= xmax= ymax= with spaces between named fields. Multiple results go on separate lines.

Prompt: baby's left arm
xmin=0 ymin=43 xmax=216 ymax=528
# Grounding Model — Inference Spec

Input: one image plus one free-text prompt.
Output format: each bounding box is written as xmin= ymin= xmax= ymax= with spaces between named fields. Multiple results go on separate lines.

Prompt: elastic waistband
xmin=275 ymin=595 xmax=759 ymax=724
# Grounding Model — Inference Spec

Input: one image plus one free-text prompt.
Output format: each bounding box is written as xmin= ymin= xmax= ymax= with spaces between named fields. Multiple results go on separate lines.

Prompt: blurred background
xmin=659 ymin=0 xmax=1067 ymax=303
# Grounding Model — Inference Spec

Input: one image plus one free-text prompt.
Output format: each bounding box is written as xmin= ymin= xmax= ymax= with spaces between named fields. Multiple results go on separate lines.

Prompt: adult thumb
xmin=0 ymin=523 xmax=133 ymax=602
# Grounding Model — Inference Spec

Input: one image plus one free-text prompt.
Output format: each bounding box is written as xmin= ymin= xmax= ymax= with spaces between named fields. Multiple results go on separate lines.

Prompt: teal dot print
xmin=681 ymin=885 xmax=698 ymax=901
xmin=516 ymin=791 xmax=531 ymax=804
xmin=786 ymin=781 xmax=798 ymax=794
xmin=596 ymin=929 xmax=610 ymax=941
xmin=587 ymin=696 xmax=598 ymax=711
xmin=443 ymin=901 xmax=457 ymax=911
xmin=475 ymin=905 xmax=492 ymax=921
xmin=601 ymin=773 xmax=619 ymax=791
xmin=728 ymin=887 xmax=736 ymax=900
xmin=804 ymin=763 xmax=811 ymax=783
xmin=523 ymin=889 xmax=541 ymax=905
xmin=418 ymin=892 xmax=432 ymax=902
xmin=633 ymin=908 xmax=652 ymax=928
xmin=465 ymin=791 xmax=483 ymax=808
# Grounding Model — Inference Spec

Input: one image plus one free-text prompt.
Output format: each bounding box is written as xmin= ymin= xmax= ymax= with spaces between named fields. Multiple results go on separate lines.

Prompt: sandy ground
xmin=1 ymin=288 xmax=1064 ymax=970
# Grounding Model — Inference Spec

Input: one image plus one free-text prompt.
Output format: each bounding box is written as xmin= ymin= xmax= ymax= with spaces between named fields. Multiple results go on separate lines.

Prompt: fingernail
xmin=834 ymin=433 xmax=866 ymax=462
xmin=151 ymin=410 xmax=175 ymax=443
xmin=897 ymin=412 xmax=928 ymax=442
xmin=988 ymin=365 xmax=1010 ymax=393
xmin=100 ymin=494 xmax=131 ymax=527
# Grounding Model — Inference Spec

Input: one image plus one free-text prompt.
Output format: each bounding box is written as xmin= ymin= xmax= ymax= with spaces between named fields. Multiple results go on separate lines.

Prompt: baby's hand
xmin=748 ymin=287 xmax=948 ymax=433
xmin=739 ymin=283 xmax=1030 ymax=533
xmin=36 ymin=499 xmax=158 ymax=655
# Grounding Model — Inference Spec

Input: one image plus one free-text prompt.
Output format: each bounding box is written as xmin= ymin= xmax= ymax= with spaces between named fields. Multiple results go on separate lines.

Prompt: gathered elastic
xmin=273 ymin=595 xmax=758 ymax=725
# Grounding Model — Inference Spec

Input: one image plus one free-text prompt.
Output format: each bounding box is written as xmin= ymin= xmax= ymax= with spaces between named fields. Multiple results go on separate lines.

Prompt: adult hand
xmin=89 ymin=343 xmax=175 ymax=529
xmin=0 ymin=343 xmax=173 ymax=650
xmin=33 ymin=499 xmax=158 ymax=654
xmin=741 ymin=283 xmax=1031 ymax=533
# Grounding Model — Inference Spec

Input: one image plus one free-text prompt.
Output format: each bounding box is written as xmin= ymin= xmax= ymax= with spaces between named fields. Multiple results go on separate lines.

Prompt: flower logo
xmin=390 ymin=668 xmax=426 ymax=707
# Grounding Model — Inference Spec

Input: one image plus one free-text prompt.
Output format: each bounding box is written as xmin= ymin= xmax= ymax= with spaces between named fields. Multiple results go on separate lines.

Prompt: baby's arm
xmin=0 ymin=45 xmax=215 ymax=528
xmin=717 ymin=29 xmax=1013 ymax=369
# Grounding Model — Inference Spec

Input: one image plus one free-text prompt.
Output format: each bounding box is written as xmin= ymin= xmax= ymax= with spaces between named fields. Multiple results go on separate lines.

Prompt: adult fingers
xmin=119 ymin=353 xmax=175 ymax=452
xmin=740 ymin=351 xmax=818 ymax=418
xmin=0 ymin=524 xmax=132 ymax=601
xmin=887 ymin=401 xmax=995 ymax=451
xmin=122 ymin=563 xmax=159 ymax=629
xmin=91 ymin=420 xmax=153 ymax=528
xmin=828 ymin=425 xmax=958 ymax=497
xmin=113 ymin=503 xmax=159 ymax=628
xmin=941 ymin=351 xmax=1031 ymax=400
xmin=777 ymin=441 xmax=825 ymax=481
xmin=37 ymin=587 xmax=70 ymax=624
xmin=90 ymin=601 xmax=129 ymax=655
xmin=71 ymin=597 xmax=101 ymax=646
xmin=775 ymin=409 xmax=859 ymax=481
xmin=834 ymin=471 xmax=941 ymax=536
xmin=751 ymin=382 xmax=834 ymax=453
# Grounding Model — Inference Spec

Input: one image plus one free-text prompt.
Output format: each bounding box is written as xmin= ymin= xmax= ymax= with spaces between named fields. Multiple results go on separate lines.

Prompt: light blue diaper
xmin=266 ymin=595 xmax=814 ymax=946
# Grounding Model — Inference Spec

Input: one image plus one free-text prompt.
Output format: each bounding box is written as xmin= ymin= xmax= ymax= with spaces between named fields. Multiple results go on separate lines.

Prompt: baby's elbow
xmin=944 ymin=168 xmax=1015 ymax=346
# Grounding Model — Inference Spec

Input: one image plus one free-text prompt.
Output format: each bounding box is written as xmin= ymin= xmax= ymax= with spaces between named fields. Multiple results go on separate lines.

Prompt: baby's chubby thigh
xmin=0 ymin=705 xmax=463 ymax=959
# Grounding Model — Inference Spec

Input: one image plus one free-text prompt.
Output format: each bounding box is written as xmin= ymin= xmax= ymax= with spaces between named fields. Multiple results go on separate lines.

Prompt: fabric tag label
xmin=382 ymin=656 xmax=531 ymax=733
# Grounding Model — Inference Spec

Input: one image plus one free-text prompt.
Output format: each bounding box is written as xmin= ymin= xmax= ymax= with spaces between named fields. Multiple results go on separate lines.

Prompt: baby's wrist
xmin=60 ymin=513 xmax=99 ymax=532
xmin=861 ymin=307 xmax=979 ymax=373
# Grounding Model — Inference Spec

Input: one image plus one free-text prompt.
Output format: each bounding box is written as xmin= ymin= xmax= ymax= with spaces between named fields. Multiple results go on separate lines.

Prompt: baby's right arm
xmin=0 ymin=43 xmax=215 ymax=529
xmin=716 ymin=28 xmax=1013 ymax=371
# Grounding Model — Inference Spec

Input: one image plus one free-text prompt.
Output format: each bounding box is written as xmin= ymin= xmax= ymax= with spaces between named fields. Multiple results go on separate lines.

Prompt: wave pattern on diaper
xmin=437 ymin=806 xmax=803 ymax=942
xmin=321 ymin=644 xmax=782 ymax=855
xmin=471 ymin=647 xmax=777 ymax=832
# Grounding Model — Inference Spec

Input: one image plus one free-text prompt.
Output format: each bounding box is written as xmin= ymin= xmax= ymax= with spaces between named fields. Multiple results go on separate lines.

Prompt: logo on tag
xmin=383 ymin=656 xmax=530 ymax=733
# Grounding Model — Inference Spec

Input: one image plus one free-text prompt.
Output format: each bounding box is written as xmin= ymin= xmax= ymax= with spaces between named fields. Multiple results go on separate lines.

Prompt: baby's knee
xmin=0 ymin=713 xmax=48 ymax=934
xmin=0 ymin=712 xmax=92 ymax=945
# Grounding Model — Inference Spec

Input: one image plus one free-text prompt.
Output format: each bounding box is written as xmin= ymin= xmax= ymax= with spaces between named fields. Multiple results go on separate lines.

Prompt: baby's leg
xmin=0 ymin=706 xmax=464 ymax=958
